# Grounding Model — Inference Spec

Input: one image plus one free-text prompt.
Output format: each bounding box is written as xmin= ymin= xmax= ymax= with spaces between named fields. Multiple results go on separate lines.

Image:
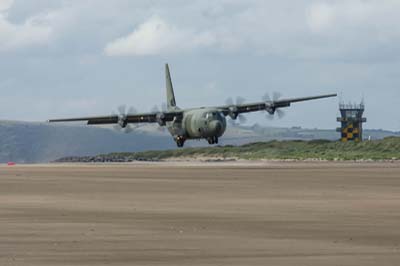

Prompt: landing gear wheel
xmin=176 ymin=136 xmax=185 ymax=148
xmin=207 ymin=136 xmax=219 ymax=145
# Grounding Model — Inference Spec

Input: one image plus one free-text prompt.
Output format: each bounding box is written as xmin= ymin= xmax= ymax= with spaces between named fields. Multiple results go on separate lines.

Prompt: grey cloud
xmin=0 ymin=0 xmax=398 ymax=131
xmin=95 ymin=1 xmax=400 ymax=63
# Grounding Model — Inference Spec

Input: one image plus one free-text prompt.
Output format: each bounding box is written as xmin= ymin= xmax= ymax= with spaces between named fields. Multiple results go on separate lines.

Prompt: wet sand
xmin=1 ymin=162 xmax=400 ymax=265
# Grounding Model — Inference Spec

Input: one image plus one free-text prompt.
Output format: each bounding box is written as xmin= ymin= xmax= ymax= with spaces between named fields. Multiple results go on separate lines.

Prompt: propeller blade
xmin=152 ymin=103 xmax=168 ymax=113
xmin=112 ymin=104 xmax=139 ymax=133
xmin=226 ymin=96 xmax=246 ymax=106
xmin=263 ymin=92 xmax=282 ymax=102
xmin=225 ymin=96 xmax=246 ymax=124
xmin=151 ymin=105 xmax=160 ymax=113
xmin=266 ymin=114 xmax=274 ymax=120
xmin=127 ymin=106 xmax=137 ymax=115
xmin=123 ymin=125 xmax=134 ymax=133
xmin=225 ymin=97 xmax=234 ymax=106
xmin=228 ymin=119 xmax=237 ymax=126
xmin=262 ymin=93 xmax=271 ymax=102
xmin=236 ymin=96 xmax=246 ymax=105
xmin=113 ymin=124 xmax=122 ymax=131
xmin=265 ymin=109 xmax=285 ymax=120
xmin=238 ymin=114 xmax=247 ymax=124
xmin=118 ymin=105 xmax=126 ymax=115
xmin=276 ymin=109 xmax=285 ymax=119
xmin=273 ymin=91 xmax=282 ymax=101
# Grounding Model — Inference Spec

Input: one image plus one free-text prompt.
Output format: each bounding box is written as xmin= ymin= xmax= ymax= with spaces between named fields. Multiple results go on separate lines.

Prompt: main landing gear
xmin=207 ymin=136 xmax=219 ymax=145
xmin=176 ymin=136 xmax=186 ymax=147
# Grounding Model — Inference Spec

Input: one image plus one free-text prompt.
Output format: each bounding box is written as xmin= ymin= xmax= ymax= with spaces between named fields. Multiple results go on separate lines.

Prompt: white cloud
xmin=307 ymin=1 xmax=400 ymax=35
xmin=1 ymin=0 xmax=400 ymax=59
xmin=306 ymin=1 xmax=381 ymax=34
xmin=0 ymin=0 xmax=13 ymax=12
xmin=302 ymin=1 xmax=400 ymax=60
xmin=101 ymin=1 xmax=400 ymax=61
xmin=105 ymin=15 xmax=215 ymax=56
xmin=0 ymin=0 xmax=52 ymax=51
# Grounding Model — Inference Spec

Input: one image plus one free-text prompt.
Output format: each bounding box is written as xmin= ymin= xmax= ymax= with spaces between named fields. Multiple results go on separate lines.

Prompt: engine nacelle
xmin=228 ymin=106 xmax=239 ymax=120
xmin=118 ymin=115 xmax=128 ymax=128
xmin=265 ymin=106 xmax=275 ymax=115
xmin=156 ymin=113 xmax=166 ymax=126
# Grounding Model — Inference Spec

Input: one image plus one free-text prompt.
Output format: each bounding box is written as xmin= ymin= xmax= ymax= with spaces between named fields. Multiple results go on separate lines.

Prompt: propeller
xmin=112 ymin=104 xmax=138 ymax=133
xmin=151 ymin=103 xmax=168 ymax=132
xmin=263 ymin=92 xmax=285 ymax=120
xmin=262 ymin=91 xmax=282 ymax=102
xmin=151 ymin=102 xmax=168 ymax=113
xmin=225 ymin=96 xmax=247 ymax=125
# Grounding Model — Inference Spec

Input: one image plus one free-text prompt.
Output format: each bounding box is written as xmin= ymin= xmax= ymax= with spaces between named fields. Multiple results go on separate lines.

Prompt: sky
xmin=0 ymin=0 xmax=399 ymax=130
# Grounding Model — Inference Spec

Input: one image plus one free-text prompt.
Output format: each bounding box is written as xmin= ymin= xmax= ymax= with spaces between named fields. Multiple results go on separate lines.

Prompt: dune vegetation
xmin=56 ymin=137 xmax=400 ymax=162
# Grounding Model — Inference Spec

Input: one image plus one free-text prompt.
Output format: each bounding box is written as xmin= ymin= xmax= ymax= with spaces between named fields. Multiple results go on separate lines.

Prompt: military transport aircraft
xmin=49 ymin=64 xmax=337 ymax=147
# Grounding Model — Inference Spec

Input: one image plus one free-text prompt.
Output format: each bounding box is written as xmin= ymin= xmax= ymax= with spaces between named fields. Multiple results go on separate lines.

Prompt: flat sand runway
xmin=1 ymin=162 xmax=400 ymax=266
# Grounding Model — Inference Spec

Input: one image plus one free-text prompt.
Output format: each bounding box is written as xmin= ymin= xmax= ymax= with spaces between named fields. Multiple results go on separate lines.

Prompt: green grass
xmin=99 ymin=137 xmax=400 ymax=161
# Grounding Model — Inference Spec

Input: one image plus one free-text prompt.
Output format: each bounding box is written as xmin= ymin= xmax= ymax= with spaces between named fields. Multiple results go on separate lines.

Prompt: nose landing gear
xmin=175 ymin=136 xmax=186 ymax=147
xmin=207 ymin=136 xmax=219 ymax=145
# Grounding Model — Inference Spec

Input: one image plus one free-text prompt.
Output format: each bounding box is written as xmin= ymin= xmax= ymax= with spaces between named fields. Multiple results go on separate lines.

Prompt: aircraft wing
xmin=48 ymin=111 xmax=183 ymax=125
xmin=219 ymin=93 xmax=337 ymax=116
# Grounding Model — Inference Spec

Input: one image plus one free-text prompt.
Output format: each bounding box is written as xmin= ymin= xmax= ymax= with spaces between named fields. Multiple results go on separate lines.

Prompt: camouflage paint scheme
xmin=49 ymin=64 xmax=337 ymax=147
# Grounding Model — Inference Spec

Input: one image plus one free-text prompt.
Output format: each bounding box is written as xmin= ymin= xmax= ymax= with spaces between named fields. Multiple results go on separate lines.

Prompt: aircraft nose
xmin=214 ymin=121 xmax=222 ymax=133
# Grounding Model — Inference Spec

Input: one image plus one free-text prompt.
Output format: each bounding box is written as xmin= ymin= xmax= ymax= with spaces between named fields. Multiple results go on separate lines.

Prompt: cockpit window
xmin=205 ymin=112 xmax=220 ymax=119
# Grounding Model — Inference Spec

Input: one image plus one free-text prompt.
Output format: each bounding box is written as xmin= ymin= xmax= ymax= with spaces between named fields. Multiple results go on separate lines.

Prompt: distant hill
xmin=0 ymin=120 xmax=399 ymax=163
xmin=56 ymin=137 xmax=400 ymax=162
xmin=0 ymin=121 xmax=173 ymax=163
xmin=224 ymin=124 xmax=400 ymax=143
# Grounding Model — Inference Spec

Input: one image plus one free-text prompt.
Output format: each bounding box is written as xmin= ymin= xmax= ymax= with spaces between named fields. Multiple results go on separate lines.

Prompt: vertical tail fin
xmin=165 ymin=63 xmax=177 ymax=109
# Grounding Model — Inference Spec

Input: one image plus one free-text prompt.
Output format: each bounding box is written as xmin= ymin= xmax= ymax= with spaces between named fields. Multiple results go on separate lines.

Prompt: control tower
xmin=337 ymin=101 xmax=367 ymax=142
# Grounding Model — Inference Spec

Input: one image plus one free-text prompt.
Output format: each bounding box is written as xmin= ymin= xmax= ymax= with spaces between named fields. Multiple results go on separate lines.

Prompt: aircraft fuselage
xmin=167 ymin=108 xmax=227 ymax=146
